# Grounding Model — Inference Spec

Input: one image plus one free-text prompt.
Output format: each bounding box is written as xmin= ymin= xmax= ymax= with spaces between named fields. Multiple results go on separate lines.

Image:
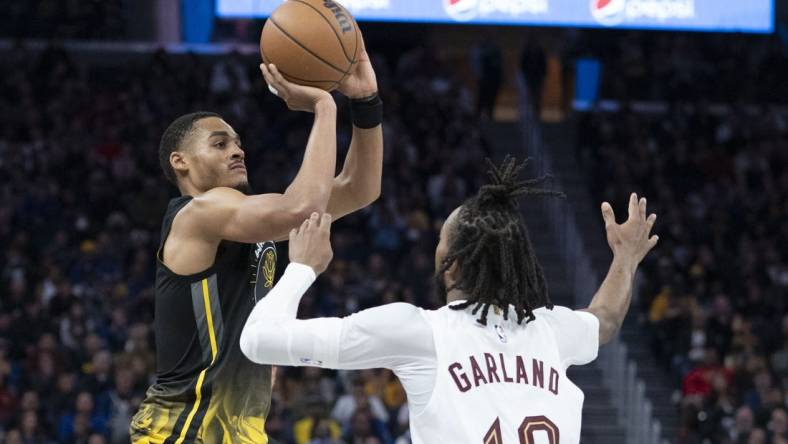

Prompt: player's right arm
xmin=582 ymin=193 xmax=658 ymax=345
xmin=162 ymin=66 xmax=337 ymax=275
xmin=180 ymin=64 xmax=337 ymax=243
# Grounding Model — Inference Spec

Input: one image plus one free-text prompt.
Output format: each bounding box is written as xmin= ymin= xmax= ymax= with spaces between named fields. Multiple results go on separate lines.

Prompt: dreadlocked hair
xmin=443 ymin=155 xmax=565 ymax=326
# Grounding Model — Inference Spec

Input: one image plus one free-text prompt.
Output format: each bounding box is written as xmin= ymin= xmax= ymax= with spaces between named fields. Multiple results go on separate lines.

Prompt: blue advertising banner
xmin=216 ymin=0 xmax=773 ymax=33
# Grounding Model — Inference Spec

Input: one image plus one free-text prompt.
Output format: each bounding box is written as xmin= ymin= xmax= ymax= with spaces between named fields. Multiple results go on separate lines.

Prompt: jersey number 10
xmin=484 ymin=416 xmax=559 ymax=444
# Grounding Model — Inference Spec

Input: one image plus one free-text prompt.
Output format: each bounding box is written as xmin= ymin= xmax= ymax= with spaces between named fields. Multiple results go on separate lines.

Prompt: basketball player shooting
xmin=129 ymin=43 xmax=382 ymax=444
xmin=240 ymin=157 xmax=658 ymax=443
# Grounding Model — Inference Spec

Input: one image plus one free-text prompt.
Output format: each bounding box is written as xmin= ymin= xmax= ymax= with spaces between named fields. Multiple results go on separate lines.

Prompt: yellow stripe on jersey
xmin=203 ymin=278 xmax=219 ymax=359
xmin=173 ymin=278 xmax=219 ymax=444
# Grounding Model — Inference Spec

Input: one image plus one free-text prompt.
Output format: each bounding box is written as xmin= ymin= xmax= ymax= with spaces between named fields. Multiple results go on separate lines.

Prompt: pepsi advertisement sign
xmin=217 ymin=0 xmax=773 ymax=33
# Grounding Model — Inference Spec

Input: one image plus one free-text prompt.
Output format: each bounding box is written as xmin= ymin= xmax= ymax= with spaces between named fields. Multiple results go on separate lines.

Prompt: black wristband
xmin=350 ymin=93 xmax=383 ymax=129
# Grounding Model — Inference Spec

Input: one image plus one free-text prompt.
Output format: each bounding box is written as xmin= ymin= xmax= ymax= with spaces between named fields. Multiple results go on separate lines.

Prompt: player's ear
xmin=444 ymin=259 xmax=460 ymax=287
xmin=170 ymin=151 xmax=188 ymax=175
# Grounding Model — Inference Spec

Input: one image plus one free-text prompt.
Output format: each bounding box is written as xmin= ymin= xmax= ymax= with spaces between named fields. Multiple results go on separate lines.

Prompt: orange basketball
xmin=260 ymin=0 xmax=360 ymax=91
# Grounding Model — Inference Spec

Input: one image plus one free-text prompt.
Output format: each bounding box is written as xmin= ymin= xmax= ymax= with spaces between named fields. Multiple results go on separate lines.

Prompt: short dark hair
xmin=442 ymin=156 xmax=565 ymax=326
xmin=159 ymin=111 xmax=221 ymax=184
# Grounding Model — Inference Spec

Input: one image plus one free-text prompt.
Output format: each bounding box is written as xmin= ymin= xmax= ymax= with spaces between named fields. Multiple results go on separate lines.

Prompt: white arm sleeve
xmin=241 ymin=263 xmax=435 ymax=368
xmin=240 ymin=264 xmax=437 ymax=412
xmin=538 ymin=306 xmax=600 ymax=368
xmin=240 ymin=263 xmax=344 ymax=367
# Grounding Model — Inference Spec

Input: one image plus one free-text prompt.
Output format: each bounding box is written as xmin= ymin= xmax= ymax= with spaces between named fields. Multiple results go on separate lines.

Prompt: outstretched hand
xmin=288 ymin=213 xmax=334 ymax=275
xmin=601 ymin=193 xmax=658 ymax=266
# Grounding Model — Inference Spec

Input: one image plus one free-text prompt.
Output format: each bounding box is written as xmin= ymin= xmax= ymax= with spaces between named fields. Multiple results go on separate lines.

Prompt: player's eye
xmin=214 ymin=141 xmax=226 ymax=148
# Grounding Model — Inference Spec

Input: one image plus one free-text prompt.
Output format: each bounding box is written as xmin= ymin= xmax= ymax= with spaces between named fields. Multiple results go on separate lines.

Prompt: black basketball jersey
xmin=131 ymin=196 xmax=278 ymax=444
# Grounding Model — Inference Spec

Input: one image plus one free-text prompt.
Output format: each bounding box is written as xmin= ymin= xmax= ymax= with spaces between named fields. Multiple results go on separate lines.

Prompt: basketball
xmin=260 ymin=0 xmax=360 ymax=91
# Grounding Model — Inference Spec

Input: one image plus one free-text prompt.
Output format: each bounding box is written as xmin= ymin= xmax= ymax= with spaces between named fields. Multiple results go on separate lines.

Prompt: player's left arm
xmin=239 ymin=213 xmax=433 ymax=370
xmin=327 ymin=39 xmax=384 ymax=221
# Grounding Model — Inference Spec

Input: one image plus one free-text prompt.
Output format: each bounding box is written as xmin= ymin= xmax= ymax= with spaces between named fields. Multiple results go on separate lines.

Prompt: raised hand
xmin=288 ymin=213 xmax=334 ymax=275
xmin=260 ymin=64 xmax=335 ymax=113
xmin=337 ymin=37 xmax=378 ymax=99
xmin=601 ymin=193 xmax=658 ymax=265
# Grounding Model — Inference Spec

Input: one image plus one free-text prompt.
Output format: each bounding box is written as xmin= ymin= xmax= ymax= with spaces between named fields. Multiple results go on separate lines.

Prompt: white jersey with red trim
xmin=410 ymin=304 xmax=599 ymax=444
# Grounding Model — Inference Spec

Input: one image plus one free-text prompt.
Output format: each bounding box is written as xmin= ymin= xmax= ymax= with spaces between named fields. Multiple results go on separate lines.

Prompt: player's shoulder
xmin=533 ymin=305 xmax=599 ymax=329
xmin=533 ymin=305 xmax=574 ymax=317
xmin=346 ymin=303 xmax=434 ymax=336
xmin=532 ymin=305 xmax=584 ymax=323
xmin=163 ymin=188 xmax=245 ymax=245
xmin=419 ymin=302 xmax=472 ymax=324
xmin=189 ymin=187 xmax=245 ymax=210
xmin=352 ymin=302 xmax=427 ymax=321
xmin=176 ymin=187 xmax=245 ymax=225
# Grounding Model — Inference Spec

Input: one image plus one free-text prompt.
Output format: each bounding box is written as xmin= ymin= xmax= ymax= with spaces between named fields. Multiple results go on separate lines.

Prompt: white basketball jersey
xmin=410 ymin=304 xmax=599 ymax=444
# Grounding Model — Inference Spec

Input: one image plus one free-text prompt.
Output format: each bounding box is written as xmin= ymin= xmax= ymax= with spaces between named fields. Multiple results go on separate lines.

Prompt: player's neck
xmin=178 ymin=181 xmax=202 ymax=197
xmin=445 ymin=288 xmax=467 ymax=305
xmin=177 ymin=181 xmax=204 ymax=198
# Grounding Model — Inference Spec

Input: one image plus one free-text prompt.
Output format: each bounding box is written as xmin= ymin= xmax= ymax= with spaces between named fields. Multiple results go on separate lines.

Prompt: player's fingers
xmin=308 ymin=212 xmax=320 ymax=230
xmin=639 ymin=197 xmax=647 ymax=222
xmin=260 ymin=64 xmax=274 ymax=84
xmin=601 ymin=202 xmax=616 ymax=228
xmin=320 ymin=213 xmax=332 ymax=233
xmin=268 ymin=64 xmax=289 ymax=88
xmin=260 ymin=65 xmax=280 ymax=96
xmin=264 ymin=64 xmax=288 ymax=95
xmin=646 ymin=213 xmax=657 ymax=233
xmin=289 ymin=228 xmax=298 ymax=241
xmin=647 ymin=234 xmax=660 ymax=249
xmin=299 ymin=217 xmax=310 ymax=233
xmin=627 ymin=193 xmax=638 ymax=221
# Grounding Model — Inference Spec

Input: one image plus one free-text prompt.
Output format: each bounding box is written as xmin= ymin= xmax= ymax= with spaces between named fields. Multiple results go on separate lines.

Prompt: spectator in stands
xmin=731 ymin=406 xmax=756 ymax=443
xmin=294 ymin=397 xmax=343 ymax=444
xmin=770 ymin=408 xmax=788 ymax=442
xmin=344 ymin=407 xmax=391 ymax=444
xmin=56 ymin=392 xmax=107 ymax=443
xmin=19 ymin=410 xmax=50 ymax=444
xmin=105 ymin=369 xmax=137 ymax=444
xmin=332 ymin=379 xmax=389 ymax=431
xmin=471 ymin=36 xmax=503 ymax=120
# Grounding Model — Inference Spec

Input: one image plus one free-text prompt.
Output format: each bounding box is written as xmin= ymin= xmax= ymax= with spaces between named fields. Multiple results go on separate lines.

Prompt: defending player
xmin=240 ymin=157 xmax=658 ymax=443
xmin=130 ymin=46 xmax=382 ymax=444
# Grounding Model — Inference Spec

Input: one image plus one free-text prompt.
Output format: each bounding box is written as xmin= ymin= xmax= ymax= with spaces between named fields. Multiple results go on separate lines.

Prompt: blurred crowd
xmin=568 ymin=31 xmax=788 ymax=105
xmin=0 ymin=43 xmax=488 ymax=444
xmin=578 ymin=105 xmax=788 ymax=444
xmin=2 ymin=1 xmax=126 ymax=40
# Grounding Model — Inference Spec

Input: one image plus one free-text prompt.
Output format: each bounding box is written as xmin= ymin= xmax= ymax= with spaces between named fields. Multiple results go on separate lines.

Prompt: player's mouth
xmin=230 ymin=162 xmax=247 ymax=173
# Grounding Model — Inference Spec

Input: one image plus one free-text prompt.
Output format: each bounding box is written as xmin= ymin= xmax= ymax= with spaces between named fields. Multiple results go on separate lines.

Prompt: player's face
xmin=183 ymin=117 xmax=250 ymax=193
xmin=434 ymin=206 xmax=462 ymax=300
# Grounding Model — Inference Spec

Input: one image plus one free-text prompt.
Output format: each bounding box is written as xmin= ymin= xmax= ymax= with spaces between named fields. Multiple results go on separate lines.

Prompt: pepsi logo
xmin=444 ymin=0 xmax=479 ymax=22
xmin=590 ymin=0 xmax=626 ymax=26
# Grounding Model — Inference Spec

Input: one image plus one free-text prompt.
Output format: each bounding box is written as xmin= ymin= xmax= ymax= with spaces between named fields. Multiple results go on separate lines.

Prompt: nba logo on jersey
xmin=494 ymin=324 xmax=507 ymax=343
xmin=591 ymin=0 xmax=626 ymax=25
xmin=444 ymin=0 xmax=479 ymax=22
